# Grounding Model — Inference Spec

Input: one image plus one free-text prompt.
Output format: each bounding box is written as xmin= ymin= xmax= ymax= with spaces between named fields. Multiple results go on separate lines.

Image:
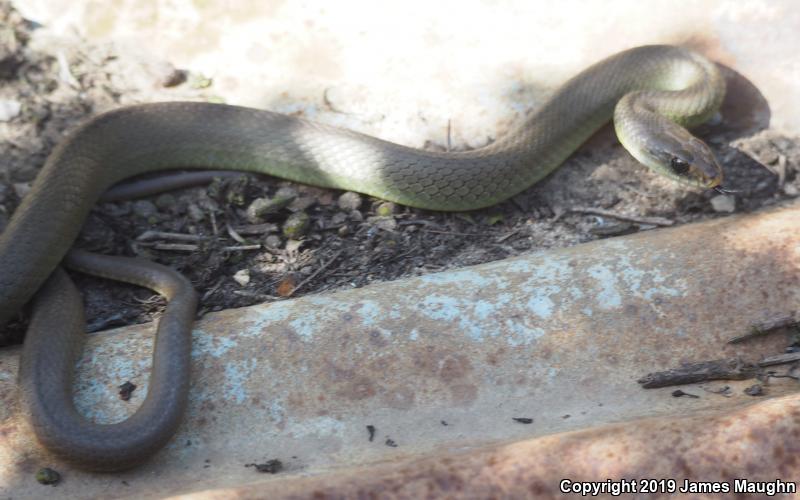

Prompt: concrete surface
xmin=11 ymin=0 xmax=800 ymax=144
xmin=2 ymin=200 xmax=799 ymax=498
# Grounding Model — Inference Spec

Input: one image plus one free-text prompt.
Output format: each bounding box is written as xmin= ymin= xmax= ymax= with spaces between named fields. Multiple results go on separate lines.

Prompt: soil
xmin=1 ymin=1 xmax=799 ymax=345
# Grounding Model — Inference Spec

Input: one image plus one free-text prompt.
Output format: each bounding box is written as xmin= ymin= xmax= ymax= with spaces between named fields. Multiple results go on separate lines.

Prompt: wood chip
xmin=638 ymin=358 xmax=758 ymax=388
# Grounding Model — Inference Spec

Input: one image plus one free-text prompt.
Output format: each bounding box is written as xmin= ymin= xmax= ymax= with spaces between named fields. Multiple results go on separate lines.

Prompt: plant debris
xmin=118 ymin=381 xmax=137 ymax=401
xmin=245 ymin=459 xmax=283 ymax=474
xmin=512 ymin=417 xmax=534 ymax=424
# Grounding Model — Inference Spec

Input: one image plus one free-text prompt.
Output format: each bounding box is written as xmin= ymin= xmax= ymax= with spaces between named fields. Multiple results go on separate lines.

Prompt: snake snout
xmin=685 ymin=137 xmax=723 ymax=189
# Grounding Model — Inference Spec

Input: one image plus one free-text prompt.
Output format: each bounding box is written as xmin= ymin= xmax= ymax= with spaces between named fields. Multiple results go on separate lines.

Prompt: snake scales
xmin=4 ymin=45 xmax=725 ymax=470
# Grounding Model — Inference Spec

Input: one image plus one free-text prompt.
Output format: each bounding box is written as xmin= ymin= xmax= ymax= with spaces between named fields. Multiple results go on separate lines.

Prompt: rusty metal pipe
xmin=2 ymin=200 xmax=799 ymax=496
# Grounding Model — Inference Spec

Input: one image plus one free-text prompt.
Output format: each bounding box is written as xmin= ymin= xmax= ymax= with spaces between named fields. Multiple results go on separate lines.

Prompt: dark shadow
xmin=714 ymin=64 xmax=771 ymax=135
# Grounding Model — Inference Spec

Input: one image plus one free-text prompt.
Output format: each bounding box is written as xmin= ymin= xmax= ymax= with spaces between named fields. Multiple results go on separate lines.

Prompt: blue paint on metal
xmin=420 ymin=294 xmax=461 ymax=322
xmin=269 ymin=399 xmax=286 ymax=422
xmin=192 ymin=328 xmax=238 ymax=358
xmin=389 ymin=305 xmax=402 ymax=319
xmin=461 ymin=313 xmax=488 ymax=342
xmin=223 ymin=359 xmax=257 ymax=404
xmin=418 ymin=268 xmax=495 ymax=288
xmin=289 ymin=315 xmax=316 ymax=340
xmin=526 ymin=290 xmax=556 ymax=319
xmin=505 ymin=258 xmax=532 ymax=274
xmin=610 ymin=247 xmax=686 ymax=303
xmin=504 ymin=319 xmax=546 ymax=346
xmin=473 ymin=300 xmax=494 ymax=319
xmin=357 ymin=300 xmax=381 ymax=326
xmin=587 ymin=264 xmax=622 ymax=310
xmin=286 ymin=415 xmax=347 ymax=438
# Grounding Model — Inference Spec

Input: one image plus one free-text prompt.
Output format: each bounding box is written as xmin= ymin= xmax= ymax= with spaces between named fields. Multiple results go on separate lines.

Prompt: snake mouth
xmin=687 ymin=163 xmax=722 ymax=190
xmin=713 ymin=185 xmax=739 ymax=194
xmin=705 ymin=175 xmax=722 ymax=189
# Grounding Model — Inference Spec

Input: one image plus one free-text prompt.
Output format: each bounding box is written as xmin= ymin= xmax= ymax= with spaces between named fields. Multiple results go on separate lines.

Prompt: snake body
xmin=5 ymin=45 xmax=725 ymax=470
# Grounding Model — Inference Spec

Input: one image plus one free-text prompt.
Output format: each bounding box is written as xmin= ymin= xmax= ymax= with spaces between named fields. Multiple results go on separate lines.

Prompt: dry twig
xmin=570 ymin=206 xmax=674 ymax=227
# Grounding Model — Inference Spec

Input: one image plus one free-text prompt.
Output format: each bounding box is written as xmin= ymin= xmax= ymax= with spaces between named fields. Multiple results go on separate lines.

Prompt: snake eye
xmin=670 ymin=157 xmax=690 ymax=174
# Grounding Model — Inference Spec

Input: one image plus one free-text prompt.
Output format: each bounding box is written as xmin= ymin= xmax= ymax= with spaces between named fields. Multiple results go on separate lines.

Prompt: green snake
xmin=4 ymin=45 xmax=726 ymax=470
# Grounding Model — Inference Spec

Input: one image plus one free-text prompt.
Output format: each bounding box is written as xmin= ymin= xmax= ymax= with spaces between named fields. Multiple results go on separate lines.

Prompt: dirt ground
xmin=1 ymin=1 xmax=798 ymax=345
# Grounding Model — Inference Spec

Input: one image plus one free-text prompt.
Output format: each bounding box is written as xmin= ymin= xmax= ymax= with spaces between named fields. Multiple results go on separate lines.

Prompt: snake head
xmin=645 ymin=126 xmax=723 ymax=189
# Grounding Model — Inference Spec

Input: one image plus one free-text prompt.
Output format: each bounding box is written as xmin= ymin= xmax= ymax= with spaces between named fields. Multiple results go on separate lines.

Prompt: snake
xmin=4 ymin=45 xmax=726 ymax=470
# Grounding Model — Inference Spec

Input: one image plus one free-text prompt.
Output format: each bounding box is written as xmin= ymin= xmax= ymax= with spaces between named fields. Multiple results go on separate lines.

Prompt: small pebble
xmin=338 ymin=192 xmax=362 ymax=211
xmin=744 ymin=384 xmax=764 ymax=396
xmin=320 ymin=195 xmax=335 ymax=206
xmin=246 ymin=191 xmax=296 ymax=222
xmin=285 ymin=239 xmax=303 ymax=253
xmin=710 ymin=194 xmax=735 ymax=213
xmin=331 ymin=212 xmax=348 ymax=225
xmin=187 ymin=203 xmax=205 ymax=222
xmin=13 ymin=182 xmax=30 ymax=198
xmin=349 ymin=209 xmax=364 ymax=222
xmin=375 ymin=202 xmax=396 ymax=216
xmin=155 ymin=193 xmax=176 ymax=211
xmin=289 ymin=195 xmax=316 ymax=211
xmin=233 ymin=269 xmax=251 ymax=286
xmin=264 ymin=234 xmax=282 ymax=249
xmin=132 ymin=200 xmax=158 ymax=218
xmin=0 ymin=99 xmax=21 ymax=121
xmin=223 ymin=176 xmax=250 ymax=206
xmin=35 ymin=467 xmax=61 ymax=485
xmin=160 ymin=66 xmax=188 ymax=87
xmin=246 ymin=198 xmax=272 ymax=222
xmin=275 ymin=186 xmax=298 ymax=200
xmin=282 ymin=212 xmax=310 ymax=238
xmin=783 ymin=183 xmax=798 ymax=196
xmin=367 ymin=216 xmax=397 ymax=231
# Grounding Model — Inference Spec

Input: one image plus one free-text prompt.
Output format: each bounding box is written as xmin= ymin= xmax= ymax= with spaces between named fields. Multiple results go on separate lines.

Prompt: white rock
xmin=710 ymin=195 xmax=735 ymax=213
xmin=0 ymin=100 xmax=21 ymax=122
xmin=232 ymin=269 xmax=251 ymax=286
